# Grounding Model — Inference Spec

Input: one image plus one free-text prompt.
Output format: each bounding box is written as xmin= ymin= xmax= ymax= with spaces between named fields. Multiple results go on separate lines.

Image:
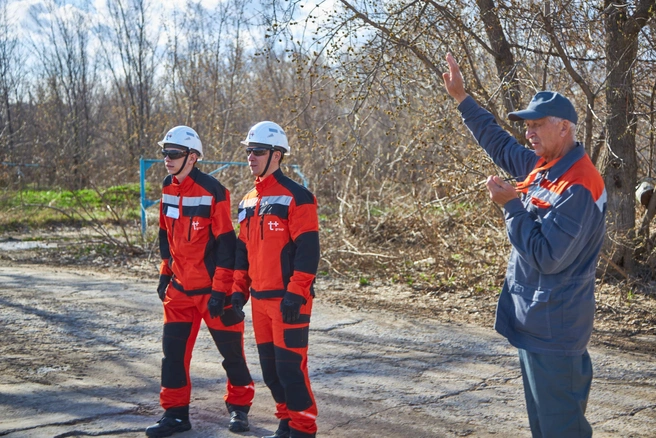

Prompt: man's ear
xmin=560 ymin=120 xmax=570 ymax=138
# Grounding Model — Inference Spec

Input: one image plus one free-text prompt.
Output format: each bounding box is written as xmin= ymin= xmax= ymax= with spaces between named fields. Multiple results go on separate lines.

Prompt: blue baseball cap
xmin=508 ymin=91 xmax=578 ymax=125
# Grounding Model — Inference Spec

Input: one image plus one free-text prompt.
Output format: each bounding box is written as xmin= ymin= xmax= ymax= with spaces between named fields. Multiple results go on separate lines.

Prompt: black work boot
xmin=289 ymin=429 xmax=316 ymax=438
xmin=228 ymin=410 xmax=250 ymax=433
xmin=262 ymin=419 xmax=290 ymax=438
xmin=145 ymin=416 xmax=192 ymax=437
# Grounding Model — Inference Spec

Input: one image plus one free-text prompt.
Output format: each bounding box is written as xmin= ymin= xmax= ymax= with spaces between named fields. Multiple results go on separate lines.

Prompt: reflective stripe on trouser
xmin=160 ymin=286 xmax=254 ymax=411
xmin=518 ymin=348 xmax=593 ymax=438
xmin=252 ymin=297 xmax=317 ymax=436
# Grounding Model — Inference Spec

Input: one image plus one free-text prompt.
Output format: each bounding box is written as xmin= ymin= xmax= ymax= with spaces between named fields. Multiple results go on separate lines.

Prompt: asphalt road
xmin=0 ymin=265 xmax=654 ymax=437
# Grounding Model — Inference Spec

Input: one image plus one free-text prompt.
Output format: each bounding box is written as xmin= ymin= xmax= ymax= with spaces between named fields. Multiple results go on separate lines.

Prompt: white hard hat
xmin=241 ymin=121 xmax=290 ymax=154
xmin=158 ymin=125 xmax=203 ymax=158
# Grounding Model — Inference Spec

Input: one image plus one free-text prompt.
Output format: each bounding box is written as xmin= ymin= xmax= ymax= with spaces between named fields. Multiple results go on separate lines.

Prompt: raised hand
xmin=442 ymin=52 xmax=469 ymax=103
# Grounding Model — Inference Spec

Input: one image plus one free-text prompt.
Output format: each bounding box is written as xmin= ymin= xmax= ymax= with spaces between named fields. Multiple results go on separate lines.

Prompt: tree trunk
xmin=602 ymin=3 xmax=640 ymax=274
xmin=475 ymin=0 xmax=522 ymax=114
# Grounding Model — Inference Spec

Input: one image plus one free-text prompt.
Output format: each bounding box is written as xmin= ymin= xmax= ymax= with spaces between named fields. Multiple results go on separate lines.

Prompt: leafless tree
xmin=0 ymin=0 xmax=22 ymax=165
xmin=164 ymin=0 xmax=253 ymax=161
xmin=267 ymin=0 xmax=656 ymax=276
xmin=600 ymin=0 xmax=656 ymax=273
xmin=2 ymin=0 xmax=656 ymax=280
xmin=96 ymin=0 xmax=160 ymax=163
xmin=30 ymin=0 xmax=97 ymax=189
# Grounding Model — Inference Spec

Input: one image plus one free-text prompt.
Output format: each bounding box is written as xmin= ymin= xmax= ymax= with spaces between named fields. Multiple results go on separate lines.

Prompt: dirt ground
xmin=1 ymin=240 xmax=655 ymax=438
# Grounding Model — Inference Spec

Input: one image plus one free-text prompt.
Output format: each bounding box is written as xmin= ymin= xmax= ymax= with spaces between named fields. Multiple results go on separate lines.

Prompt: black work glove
xmin=280 ymin=293 xmax=305 ymax=323
xmin=157 ymin=274 xmax=171 ymax=302
xmin=231 ymin=293 xmax=246 ymax=322
xmin=207 ymin=291 xmax=226 ymax=319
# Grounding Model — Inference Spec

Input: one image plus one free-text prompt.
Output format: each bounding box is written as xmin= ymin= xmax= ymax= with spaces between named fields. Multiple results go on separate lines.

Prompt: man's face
xmin=524 ymin=117 xmax=566 ymax=162
xmin=161 ymin=146 xmax=190 ymax=175
xmin=246 ymin=147 xmax=274 ymax=176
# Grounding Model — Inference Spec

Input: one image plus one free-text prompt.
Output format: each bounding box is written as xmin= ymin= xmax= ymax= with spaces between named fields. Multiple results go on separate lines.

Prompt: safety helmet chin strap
xmin=172 ymin=147 xmax=191 ymax=176
xmin=258 ymin=148 xmax=276 ymax=178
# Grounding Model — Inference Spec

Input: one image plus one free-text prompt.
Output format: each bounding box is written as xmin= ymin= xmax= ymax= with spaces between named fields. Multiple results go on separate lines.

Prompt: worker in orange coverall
xmin=232 ymin=121 xmax=320 ymax=438
xmin=146 ymin=125 xmax=254 ymax=438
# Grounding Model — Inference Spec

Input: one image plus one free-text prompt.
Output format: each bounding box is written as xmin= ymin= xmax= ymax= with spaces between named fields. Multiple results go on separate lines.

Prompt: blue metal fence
xmin=139 ymin=158 xmax=308 ymax=235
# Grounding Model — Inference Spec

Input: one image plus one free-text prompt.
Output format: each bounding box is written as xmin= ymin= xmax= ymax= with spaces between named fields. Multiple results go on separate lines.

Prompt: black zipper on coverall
xmin=257 ymin=196 xmax=264 ymax=240
xmin=260 ymin=214 xmax=264 ymax=240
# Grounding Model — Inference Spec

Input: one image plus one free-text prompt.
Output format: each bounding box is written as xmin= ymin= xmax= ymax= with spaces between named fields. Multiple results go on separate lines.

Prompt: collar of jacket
xmin=541 ymin=142 xmax=586 ymax=182
xmin=172 ymin=166 xmax=200 ymax=190
xmin=255 ymin=168 xmax=284 ymax=192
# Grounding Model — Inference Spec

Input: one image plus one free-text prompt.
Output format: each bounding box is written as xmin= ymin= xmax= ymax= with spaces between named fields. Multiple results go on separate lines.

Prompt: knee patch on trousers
xmin=162 ymin=322 xmax=192 ymax=388
xmin=275 ymin=346 xmax=313 ymax=411
xmin=209 ymin=328 xmax=252 ymax=386
xmin=258 ymin=342 xmax=285 ymax=403
xmin=284 ymin=326 xmax=309 ymax=349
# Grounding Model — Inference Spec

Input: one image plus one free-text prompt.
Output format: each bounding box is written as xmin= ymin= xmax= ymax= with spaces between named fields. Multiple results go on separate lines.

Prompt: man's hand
xmin=231 ymin=293 xmax=246 ymax=321
xmin=486 ymin=175 xmax=519 ymax=206
xmin=280 ymin=293 xmax=305 ymax=323
xmin=157 ymin=274 xmax=171 ymax=302
xmin=207 ymin=291 xmax=226 ymax=319
xmin=442 ymin=52 xmax=469 ymax=103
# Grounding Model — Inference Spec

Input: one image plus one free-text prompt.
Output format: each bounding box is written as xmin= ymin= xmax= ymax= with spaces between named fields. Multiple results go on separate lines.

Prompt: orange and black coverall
xmin=233 ymin=169 xmax=320 ymax=438
xmin=159 ymin=166 xmax=254 ymax=418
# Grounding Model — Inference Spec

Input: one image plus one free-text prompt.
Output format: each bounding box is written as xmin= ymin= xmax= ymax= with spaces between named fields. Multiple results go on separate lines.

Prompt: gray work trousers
xmin=518 ymin=348 xmax=593 ymax=438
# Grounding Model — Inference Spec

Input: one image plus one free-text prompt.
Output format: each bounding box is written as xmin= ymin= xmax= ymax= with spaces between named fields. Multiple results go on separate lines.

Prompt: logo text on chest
xmin=268 ymin=220 xmax=285 ymax=232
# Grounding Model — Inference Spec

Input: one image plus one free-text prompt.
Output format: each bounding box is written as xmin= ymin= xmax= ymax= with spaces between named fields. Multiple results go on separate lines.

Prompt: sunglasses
xmin=161 ymin=149 xmax=189 ymax=160
xmin=246 ymin=148 xmax=272 ymax=157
